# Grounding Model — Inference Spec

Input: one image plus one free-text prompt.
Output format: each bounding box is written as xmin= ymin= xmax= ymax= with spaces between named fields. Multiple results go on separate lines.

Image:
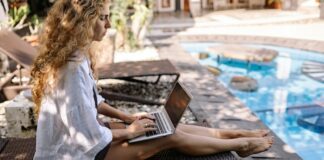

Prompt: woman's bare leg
xmin=104 ymin=129 xmax=274 ymax=160
xmin=105 ymin=133 xmax=176 ymax=160
xmin=178 ymin=124 xmax=270 ymax=139
xmin=105 ymin=121 xmax=269 ymax=140
xmin=172 ymin=130 xmax=273 ymax=157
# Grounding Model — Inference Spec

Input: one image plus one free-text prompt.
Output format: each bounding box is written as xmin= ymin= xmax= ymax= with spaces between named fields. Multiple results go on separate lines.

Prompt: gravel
xmin=0 ymin=76 xmax=198 ymax=138
xmin=98 ymin=76 xmax=198 ymax=124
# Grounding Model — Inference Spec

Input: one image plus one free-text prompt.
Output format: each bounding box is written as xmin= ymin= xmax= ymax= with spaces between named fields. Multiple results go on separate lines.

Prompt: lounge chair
xmin=0 ymin=29 xmax=35 ymax=101
xmin=0 ymin=137 xmax=237 ymax=160
xmin=302 ymin=61 xmax=324 ymax=83
xmin=98 ymin=59 xmax=179 ymax=84
xmin=0 ymin=123 xmax=237 ymax=160
xmin=0 ymin=29 xmax=37 ymax=70
xmin=97 ymin=59 xmax=180 ymax=105
xmin=0 ymin=29 xmax=180 ymax=104
xmin=286 ymin=103 xmax=324 ymax=133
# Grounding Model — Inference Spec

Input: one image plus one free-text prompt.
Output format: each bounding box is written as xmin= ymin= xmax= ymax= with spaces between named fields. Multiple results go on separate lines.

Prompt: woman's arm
xmin=98 ymin=104 xmax=157 ymax=141
xmin=111 ymin=129 xmax=131 ymax=141
xmin=111 ymin=118 xmax=156 ymax=141
xmin=97 ymin=102 xmax=134 ymax=123
xmin=97 ymin=102 xmax=155 ymax=123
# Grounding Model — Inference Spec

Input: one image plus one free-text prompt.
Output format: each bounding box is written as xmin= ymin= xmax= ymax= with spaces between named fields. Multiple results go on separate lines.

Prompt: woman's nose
xmin=105 ymin=20 xmax=111 ymax=29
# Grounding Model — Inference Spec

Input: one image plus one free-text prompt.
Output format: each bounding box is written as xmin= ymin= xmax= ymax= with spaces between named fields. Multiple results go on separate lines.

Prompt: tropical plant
xmin=5 ymin=0 xmax=44 ymax=36
xmin=8 ymin=2 xmax=30 ymax=29
xmin=131 ymin=0 xmax=154 ymax=48
xmin=110 ymin=0 xmax=154 ymax=51
xmin=110 ymin=0 xmax=130 ymax=50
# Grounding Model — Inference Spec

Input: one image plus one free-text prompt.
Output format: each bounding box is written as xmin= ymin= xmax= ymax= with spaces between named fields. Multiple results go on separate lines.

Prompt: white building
xmin=154 ymin=0 xmax=191 ymax=12
xmin=154 ymin=0 xmax=266 ymax=12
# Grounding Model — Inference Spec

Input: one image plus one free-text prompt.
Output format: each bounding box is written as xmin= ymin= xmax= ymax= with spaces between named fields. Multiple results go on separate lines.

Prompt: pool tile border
xmin=151 ymin=34 xmax=324 ymax=54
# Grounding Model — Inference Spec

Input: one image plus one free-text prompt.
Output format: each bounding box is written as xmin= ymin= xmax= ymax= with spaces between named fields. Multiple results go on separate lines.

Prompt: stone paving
xmin=149 ymin=5 xmax=324 ymax=42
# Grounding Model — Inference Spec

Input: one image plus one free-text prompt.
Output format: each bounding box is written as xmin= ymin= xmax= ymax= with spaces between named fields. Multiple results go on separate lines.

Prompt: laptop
xmin=129 ymin=82 xmax=192 ymax=143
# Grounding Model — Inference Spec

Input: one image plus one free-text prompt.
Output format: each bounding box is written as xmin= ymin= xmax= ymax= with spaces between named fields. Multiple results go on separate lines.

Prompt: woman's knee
xmin=177 ymin=124 xmax=190 ymax=132
xmin=105 ymin=142 xmax=142 ymax=160
xmin=170 ymin=129 xmax=189 ymax=146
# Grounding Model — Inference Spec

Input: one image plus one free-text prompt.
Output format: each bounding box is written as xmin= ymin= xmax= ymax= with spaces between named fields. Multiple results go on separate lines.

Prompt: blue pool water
xmin=181 ymin=42 xmax=324 ymax=160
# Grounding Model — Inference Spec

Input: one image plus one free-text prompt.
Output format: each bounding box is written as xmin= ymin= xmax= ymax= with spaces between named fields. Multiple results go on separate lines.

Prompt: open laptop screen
xmin=165 ymin=83 xmax=191 ymax=127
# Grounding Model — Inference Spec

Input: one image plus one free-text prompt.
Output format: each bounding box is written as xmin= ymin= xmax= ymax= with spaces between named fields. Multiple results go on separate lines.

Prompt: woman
xmin=31 ymin=0 xmax=273 ymax=159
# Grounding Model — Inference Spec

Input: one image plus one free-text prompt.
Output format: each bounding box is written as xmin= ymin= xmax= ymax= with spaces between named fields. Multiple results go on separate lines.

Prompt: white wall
xmin=0 ymin=0 xmax=9 ymax=23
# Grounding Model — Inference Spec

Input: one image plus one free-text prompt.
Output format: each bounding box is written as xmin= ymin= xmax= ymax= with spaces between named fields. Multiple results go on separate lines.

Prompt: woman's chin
xmin=93 ymin=37 xmax=103 ymax=42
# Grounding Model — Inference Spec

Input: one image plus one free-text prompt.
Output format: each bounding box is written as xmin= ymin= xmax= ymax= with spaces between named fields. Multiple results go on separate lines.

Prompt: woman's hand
xmin=124 ymin=112 xmax=155 ymax=124
xmin=126 ymin=118 xmax=156 ymax=139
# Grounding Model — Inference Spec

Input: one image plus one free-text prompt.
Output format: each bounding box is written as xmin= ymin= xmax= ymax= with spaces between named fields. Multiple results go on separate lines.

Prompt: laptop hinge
xmin=162 ymin=108 xmax=175 ymax=132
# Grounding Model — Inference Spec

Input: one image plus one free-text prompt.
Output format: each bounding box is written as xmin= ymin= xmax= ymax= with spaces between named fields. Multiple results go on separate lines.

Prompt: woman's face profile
xmin=93 ymin=2 xmax=111 ymax=41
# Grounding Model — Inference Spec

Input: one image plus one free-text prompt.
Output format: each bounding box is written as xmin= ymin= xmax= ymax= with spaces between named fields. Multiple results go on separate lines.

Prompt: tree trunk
xmin=184 ymin=0 xmax=190 ymax=12
xmin=321 ymin=2 xmax=324 ymax=20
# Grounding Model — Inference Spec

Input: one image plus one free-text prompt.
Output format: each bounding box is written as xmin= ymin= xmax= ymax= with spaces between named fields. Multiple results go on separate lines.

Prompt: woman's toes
xmin=236 ymin=137 xmax=274 ymax=158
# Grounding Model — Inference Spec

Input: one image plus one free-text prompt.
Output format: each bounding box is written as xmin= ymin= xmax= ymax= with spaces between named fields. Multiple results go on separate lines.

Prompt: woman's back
xmin=34 ymin=52 xmax=112 ymax=159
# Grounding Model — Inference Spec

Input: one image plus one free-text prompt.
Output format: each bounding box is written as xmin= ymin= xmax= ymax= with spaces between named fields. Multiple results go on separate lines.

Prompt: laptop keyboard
xmin=146 ymin=112 xmax=168 ymax=137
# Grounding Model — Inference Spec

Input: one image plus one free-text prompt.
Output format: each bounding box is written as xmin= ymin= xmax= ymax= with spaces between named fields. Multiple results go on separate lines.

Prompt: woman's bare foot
xmin=240 ymin=129 xmax=270 ymax=138
xmin=222 ymin=129 xmax=270 ymax=139
xmin=236 ymin=136 xmax=274 ymax=158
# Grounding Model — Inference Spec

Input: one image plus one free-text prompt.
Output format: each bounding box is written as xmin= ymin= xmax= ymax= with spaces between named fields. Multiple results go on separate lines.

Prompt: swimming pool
xmin=181 ymin=42 xmax=324 ymax=160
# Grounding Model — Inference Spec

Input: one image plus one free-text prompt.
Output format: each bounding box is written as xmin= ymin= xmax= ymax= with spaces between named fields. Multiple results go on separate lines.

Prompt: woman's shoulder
xmin=67 ymin=50 xmax=86 ymax=62
xmin=65 ymin=50 xmax=90 ymax=75
xmin=54 ymin=51 xmax=91 ymax=86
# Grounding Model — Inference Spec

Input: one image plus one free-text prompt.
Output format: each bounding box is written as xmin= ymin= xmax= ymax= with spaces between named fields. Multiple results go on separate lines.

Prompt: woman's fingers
xmin=128 ymin=119 xmax=157 ymax=135
xmin=134 ymin=112 xmax=155 ymax=120
xmin=144 ymin=127 xmax=157 ymax=132
xmin=140 ymin=119 xmax=155 ymax=125
xmin=141 ymin=120 xmax=156 ymax=128
xmin=144 ymin=122 xmax=156 ymax=128
xmin=142 ymin=114 xmax=155 ymax=120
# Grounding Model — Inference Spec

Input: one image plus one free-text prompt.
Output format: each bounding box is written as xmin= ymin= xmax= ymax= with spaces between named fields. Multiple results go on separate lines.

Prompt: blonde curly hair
xmin=31 ymin=0 xmax=107 ymax=118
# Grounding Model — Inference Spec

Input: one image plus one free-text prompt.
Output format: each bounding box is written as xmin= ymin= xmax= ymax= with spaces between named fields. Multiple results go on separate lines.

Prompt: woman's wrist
xmin=121 ymin=114 xmax=135 ymax=124
xmin=125 ymin=127 xmax=135 ymax=139
xmin=112 ymin=129 xmax=135 ymax=141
